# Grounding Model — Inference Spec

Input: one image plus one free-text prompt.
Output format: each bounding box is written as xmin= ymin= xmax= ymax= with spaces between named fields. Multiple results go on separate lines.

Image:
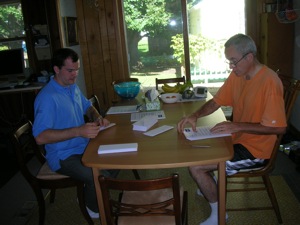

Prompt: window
xmin=121 ymin=0 xmax=245 ymax=88
xmin=0 ymin=1 xmax=28 ymax=69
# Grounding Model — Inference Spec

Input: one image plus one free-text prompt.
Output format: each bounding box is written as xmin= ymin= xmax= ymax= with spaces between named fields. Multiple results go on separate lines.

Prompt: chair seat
xmin=118 ymin=187 xmax=184 ymax=225
xmin=36 ymin=162 xmax=69 ymax=180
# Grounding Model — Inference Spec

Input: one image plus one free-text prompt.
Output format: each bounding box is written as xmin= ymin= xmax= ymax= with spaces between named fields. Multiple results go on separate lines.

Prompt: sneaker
xmin=86 ymin=206 xmax=99 ymax=219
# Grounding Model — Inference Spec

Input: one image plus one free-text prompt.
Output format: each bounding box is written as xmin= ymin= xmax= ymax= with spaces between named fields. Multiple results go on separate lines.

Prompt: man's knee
xmin=189 ymin=165 xmax=217 ymax=175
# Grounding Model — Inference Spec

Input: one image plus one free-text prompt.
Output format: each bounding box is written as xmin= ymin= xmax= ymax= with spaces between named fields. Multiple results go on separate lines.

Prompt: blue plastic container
xmin=113 ymin=81 xmax=141 ymax=100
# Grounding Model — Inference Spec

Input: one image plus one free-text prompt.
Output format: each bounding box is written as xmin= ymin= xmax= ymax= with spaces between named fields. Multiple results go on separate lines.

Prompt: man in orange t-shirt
xmin=177 ymin=34 xmax=286 ymax=225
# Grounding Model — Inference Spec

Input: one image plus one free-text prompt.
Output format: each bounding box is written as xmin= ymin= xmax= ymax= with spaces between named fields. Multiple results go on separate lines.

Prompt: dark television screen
xmin=0 ymin=48 xmax=25 ymax=80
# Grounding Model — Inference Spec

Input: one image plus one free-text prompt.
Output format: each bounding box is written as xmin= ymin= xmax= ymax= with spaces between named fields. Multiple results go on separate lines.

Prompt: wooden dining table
xmin=82 ymin=94 xmax=233 ymax=225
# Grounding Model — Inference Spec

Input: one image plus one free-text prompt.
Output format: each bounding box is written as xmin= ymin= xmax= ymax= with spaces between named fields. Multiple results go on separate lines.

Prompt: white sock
xmin=200 ymin=202 xmax=228 ymax=225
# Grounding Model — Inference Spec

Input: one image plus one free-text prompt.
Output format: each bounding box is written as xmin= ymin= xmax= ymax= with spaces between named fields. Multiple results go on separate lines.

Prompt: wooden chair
xmin=98 ymin=173 xmax=188 ymax=225
xmin=11 ymin=121 xmax=93 ymax=225
xmin=226 ymin=73 xmax=300 ymax=224
xmin=89 ymin=94 xmax=141 ymax=180
xmin=89 ymin=94 xmax=106 ymax=118
xmin=155 ymin=76 xmax=185 ymax=90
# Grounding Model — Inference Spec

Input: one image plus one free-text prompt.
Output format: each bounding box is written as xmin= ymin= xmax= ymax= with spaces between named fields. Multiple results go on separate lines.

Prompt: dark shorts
xmin=226 ymin=144 xmax=266 ymax=176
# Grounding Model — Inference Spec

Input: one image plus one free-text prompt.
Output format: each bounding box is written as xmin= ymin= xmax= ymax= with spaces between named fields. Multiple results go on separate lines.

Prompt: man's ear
xmin=53 ymin=65 xmax=59 ymax=74
xmin=247 ymin=52 xmax=254 ymax=62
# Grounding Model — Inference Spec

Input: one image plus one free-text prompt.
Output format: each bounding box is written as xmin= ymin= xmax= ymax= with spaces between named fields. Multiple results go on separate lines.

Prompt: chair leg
xmin=49 ymin=189 xmax=56 ymax=203
xmin=76 ymin=183 xmax=94 ymax=225
xmin=32 ymin=187 xmax=46 ymax=225
xmin=132 ymin=169 xmax=141 ymax=180
xmin=262 ymin=175 xmax=283 ymax=224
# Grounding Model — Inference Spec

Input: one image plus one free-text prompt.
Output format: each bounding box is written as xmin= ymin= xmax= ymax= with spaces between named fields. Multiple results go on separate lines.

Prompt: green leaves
xmin=124 ymin=0 xmax=171 ymax=35
xmin=171 ymin=34 xmax=224 ymax=65
xmin=0 ymin=3 xmax=24 ymax=40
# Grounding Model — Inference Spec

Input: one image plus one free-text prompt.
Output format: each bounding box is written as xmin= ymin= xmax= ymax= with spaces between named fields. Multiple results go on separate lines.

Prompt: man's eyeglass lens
xmin=226 ymin=53 xmax=250 ymax=67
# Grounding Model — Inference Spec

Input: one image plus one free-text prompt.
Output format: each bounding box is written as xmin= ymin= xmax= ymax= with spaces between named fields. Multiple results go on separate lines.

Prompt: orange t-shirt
xmin=214 ymin=66 xmax=286 ymax=159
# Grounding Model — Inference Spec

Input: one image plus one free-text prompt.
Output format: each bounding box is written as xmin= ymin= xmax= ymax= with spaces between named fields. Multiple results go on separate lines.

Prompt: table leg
xmin=92 ymin=168 xmax=107 ymax=225
xmin=218 ymin=161 xmax=226 ymax=225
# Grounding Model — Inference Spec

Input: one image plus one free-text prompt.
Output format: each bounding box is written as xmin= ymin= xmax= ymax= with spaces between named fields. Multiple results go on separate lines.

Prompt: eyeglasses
xmin=225 ymin=52 xmax=250 ymax=68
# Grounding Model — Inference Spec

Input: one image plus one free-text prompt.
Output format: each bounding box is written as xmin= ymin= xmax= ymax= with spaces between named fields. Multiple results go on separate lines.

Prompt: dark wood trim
xmin=181 ymin=0 xmax=191 ymax=82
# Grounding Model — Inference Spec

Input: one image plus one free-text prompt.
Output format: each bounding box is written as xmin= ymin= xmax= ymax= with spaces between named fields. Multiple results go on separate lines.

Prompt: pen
xmin=191 ymin=145 xmax=211 ymax=148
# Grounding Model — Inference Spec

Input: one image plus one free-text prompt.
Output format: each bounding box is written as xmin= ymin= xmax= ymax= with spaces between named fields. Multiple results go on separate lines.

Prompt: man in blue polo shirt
xmin=33 ymin=48 xmax=117 ymax=218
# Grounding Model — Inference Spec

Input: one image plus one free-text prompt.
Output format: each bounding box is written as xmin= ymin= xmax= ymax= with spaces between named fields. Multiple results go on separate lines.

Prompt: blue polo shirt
xmin=33 ymin=77 xmax=92 ymax=171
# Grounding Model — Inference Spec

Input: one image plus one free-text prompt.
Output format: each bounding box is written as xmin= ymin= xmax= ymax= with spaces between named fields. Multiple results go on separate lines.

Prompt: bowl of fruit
xmin=160 ymin=93 xmax=181 ymax=104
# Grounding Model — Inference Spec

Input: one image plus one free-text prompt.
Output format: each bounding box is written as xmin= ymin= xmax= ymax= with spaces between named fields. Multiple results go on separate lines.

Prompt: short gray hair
xmin=224 ymin=33 xmax=257 ymax=56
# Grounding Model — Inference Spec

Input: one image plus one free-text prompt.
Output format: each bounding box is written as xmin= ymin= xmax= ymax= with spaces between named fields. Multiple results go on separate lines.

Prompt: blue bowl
xmin=113 ymin=81 xmax=141 ymax=99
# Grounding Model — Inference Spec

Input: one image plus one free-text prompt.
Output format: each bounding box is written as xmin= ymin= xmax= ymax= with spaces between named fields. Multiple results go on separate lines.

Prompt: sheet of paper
xmin=131 ymin=110 xmax=166 ymax=121
xmin=98 ymin=143 xmax=138 ymax=154
xmin=143 ymin=125 xmax=174 ymax=137
xmin=183 ymin=126 xmax=231 ymax=141
xmin=99 ymin=123 xmax=116 ymax=131
xmin=106 ymin=105 xmax=138 ymax=115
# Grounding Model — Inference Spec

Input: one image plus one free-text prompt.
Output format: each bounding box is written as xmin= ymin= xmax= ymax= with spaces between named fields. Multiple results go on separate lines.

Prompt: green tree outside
xmin=0 ymin=3 xmax=24 ymax=50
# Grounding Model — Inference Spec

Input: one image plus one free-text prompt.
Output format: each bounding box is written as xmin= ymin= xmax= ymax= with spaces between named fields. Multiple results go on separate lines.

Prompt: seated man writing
xmin=33 ymin=48 xmax=118 ymax=218
xmin=177 ymin=34 xmax=287 ymax=225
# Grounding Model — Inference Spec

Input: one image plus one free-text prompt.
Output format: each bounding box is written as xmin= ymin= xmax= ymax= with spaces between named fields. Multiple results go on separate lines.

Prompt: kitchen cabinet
xmin=260 ymin=13 xmax=294 ymax=76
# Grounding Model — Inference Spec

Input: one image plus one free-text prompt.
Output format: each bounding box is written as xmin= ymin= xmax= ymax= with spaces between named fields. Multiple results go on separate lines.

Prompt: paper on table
xmin=99 ymin=123 xmax=116 ymax=131
xmin=133 ymin=115 xmax=158 ymax=131
xmin=143 ymin=125 xmax=174 ymax=137
xmin=107 ymin=105 xmax=138 ymax=115
xmin=183 ymin=126 xmax=231 ymax=141
xmin=131 ymin=110 xmax=166 ymax=121
xmin=98 ymin=143 xmax=138 ymax=154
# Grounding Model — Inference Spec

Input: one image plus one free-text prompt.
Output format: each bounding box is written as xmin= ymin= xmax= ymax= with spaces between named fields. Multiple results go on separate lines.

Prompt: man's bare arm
xmin=177 ymin=99 xmax=221 ymax=132
xmin=211 ymin=121 xmax=286 ymax=135
xmin=35 ymin=123 xmax=100 ymax=145
xmin=191 ymin=99 xmax=221 ymax=118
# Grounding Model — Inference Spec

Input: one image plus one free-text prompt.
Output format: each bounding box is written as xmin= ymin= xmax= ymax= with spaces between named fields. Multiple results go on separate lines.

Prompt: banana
xmin=162 ymin=84 xmax=180 ymax=93
xmin=162 ymin=83 xmax=173 ymax=89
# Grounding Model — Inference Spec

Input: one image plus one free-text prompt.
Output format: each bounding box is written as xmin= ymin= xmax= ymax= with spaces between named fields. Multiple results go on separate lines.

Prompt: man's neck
xmin=245 ymin=61 xmax=263 ymax=80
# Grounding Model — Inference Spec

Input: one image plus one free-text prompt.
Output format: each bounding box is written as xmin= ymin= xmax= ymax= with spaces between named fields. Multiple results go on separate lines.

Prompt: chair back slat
xmin=155 ymin=76 xmax=185 ymax=90
xmin=99 ymin=173 xmax=186 ymax=225
xmin=89 ymin=94 xmax=106 ymax=118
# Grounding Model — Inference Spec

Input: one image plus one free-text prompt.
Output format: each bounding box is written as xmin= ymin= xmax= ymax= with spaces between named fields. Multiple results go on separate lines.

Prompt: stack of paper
xmin=98 ymin=143 xmax=138 ymax=154
xmin=183 ymin=126 xmax=231 ymax=140
xmin=106 ymin=105 xmax=138 ymax=115
xmin=133 ymin=115 xmax=158 ymax=131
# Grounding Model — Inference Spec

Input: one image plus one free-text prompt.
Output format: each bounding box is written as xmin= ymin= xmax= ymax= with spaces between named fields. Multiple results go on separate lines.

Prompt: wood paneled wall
xmin=76 ymin=0 xmax=129 ymax=110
